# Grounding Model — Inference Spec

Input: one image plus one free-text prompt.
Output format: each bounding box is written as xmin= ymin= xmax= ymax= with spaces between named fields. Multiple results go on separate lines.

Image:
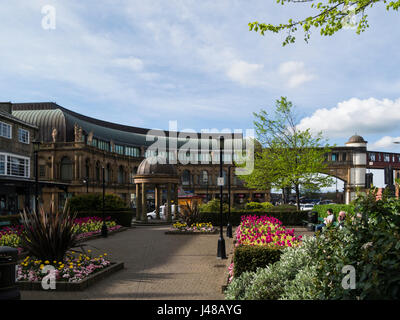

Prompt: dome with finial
xmin=136 ymin=156 xmax=177 ymax=176
xmin=346 ymin=134 xmax=367 ymax=146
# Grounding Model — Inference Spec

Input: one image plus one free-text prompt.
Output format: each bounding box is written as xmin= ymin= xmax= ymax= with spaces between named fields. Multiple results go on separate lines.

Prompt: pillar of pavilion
xmin=134 ymin=156 xmax=180 ymax=222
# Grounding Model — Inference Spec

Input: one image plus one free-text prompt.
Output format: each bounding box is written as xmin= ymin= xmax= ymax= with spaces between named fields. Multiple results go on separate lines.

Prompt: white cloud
xmin=112 ymin=57 xmax=144 ymax=72
xmin=226 ymin=60 xmax=266 ymax=87
xmin=278 ymin=61 xmax=316 ymax=88
xmin=297 ymin=97 xmax=400 ymax=138
xmin=369 ymin=136 xmax=400 ymax=150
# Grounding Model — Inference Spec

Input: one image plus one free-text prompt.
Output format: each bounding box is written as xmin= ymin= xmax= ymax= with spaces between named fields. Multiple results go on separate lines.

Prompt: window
xmin=384 ymin=154 xmax=390 ymax=162
xmin=39 ymin=165 xmax=46 ymax=178
xmin=342 ymin=153 xmax=347 ymax=162
xmin=60 ymin=157 xmax=73 ymax=181
xmin=0 ymin=155 xmax=5 ymax=175
xmin=0 ymin=154 xmax=30 ymax=178
xmin=182 ymin=170 xmax=191 ymax=186
xmin=115 ymin=145 xmax=124 ymax=155
xmin=200 ymin=170 xmax=209 ymax=185
xmin=331 ymin=153 xmax=338 ymax=162
xmin=98 ymin=140 xmax=110 ymax=152
xmin=118 ymin=166 xmax=124 ymax=184
xmin=0 ymin=121 xmax=12 ymax=139
xmin=125 ymin=146 xmax=140 ymax=157
xmin=91 ymin=138 xmax=98 ymax=148
xmin=18 ymin=128 xmax=29 ymax=144
xmin=369 ymin=153 xmax=376 ymax=162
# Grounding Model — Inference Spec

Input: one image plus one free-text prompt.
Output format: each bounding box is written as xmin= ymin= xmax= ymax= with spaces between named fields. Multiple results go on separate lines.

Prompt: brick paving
xmin=20 ymin=226 xmax=234 ymax=300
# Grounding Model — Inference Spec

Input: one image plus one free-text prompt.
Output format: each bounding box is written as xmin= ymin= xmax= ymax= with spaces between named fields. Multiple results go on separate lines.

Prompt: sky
xmin=1 ymin=1 xmax=400 ymax=188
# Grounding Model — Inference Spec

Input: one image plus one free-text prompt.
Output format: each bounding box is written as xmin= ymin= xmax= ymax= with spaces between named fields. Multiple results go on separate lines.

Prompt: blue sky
xmin=1 ymin=1 xmax=400 ymax=187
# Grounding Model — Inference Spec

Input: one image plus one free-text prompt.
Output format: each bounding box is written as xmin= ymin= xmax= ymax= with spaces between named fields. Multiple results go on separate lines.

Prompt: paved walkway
xmin=20 ymin=226 xmax=233 ymax=300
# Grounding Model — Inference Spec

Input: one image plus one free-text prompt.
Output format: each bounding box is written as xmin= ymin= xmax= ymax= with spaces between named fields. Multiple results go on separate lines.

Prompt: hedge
xmin=197 ymin=210 xmax=308 ymax=226
xmin=233 ymin=245 xmax=282 ymax=277
xmin=0 ymin=214 xmax=21 ymax=226
xmin=313 ymin=204 xmax=355 ymax=218
xmin=68 ymin=193 xmax=128 ymax=212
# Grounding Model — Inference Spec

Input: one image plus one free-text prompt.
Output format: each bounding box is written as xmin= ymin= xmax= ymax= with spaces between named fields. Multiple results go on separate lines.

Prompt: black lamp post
xmin=226 ymin=165 xmax=233 ymax=238
xmin=217 ymin=136 xmax=227 ymax=259
xmin=32 ymin=139 xmax=41 ymax=212
xmin=101 ymin=166 xmax=108 ymax=237
xmin=83 ymin=177 xmax=89 ymax=193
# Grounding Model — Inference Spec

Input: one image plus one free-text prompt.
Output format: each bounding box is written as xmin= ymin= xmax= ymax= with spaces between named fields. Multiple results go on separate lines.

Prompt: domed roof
xmin=136 ymin=156 xmax=177 ymax=176
xmin=346 ymin=135 xmax=367 ymax=144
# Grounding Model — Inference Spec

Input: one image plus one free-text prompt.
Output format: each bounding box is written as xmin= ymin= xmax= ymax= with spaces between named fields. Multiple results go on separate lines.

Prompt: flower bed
xmin=235 ymin=215 xmax=302 ymax=248
xmin=17 ymin=250 xmax=111 ymax=283
xmin=0 ymin=217 xmax=123 ymax=253
xmin=170 ymin=222 xmax=216 ymax=233
xmin=230 ymin=215 xmax=303 ymax=280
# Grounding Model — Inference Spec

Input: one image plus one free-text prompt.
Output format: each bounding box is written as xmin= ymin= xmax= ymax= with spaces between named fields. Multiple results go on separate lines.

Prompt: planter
xmin=17 ymin=261 xmax=124 ymax=291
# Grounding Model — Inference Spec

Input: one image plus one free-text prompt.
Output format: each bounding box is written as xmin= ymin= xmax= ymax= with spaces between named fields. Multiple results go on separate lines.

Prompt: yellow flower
xmin=45 ymin=260 xmax=50 ymax=264
xmin=103 ymin=253 xmax=107 ymax=256
xmin=40 ymin=264 xmax=44 ymax=270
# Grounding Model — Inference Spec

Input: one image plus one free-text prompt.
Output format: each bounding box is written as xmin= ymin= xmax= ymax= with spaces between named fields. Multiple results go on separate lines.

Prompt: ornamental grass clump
xmin=19 ymin=204 xmax=78 ymax=262
xmin=236 ymin=215 xmax=302 ymax=248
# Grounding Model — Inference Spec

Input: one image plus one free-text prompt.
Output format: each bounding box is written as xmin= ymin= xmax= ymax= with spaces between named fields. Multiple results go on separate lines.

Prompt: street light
xmin=217 ymin=136 xmax=227 ymax=259
xmin=83 ymin=177 xmax=89 ymax=193
xmin=226 ymin=165 xmax=233 ymax=238
xmin=101 ymin=165 xmax=108 ymax=237
xmin=32 ymin=139 xmax=41 ymax=212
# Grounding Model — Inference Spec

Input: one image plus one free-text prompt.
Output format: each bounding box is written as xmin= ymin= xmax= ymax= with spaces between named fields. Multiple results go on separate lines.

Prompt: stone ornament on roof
xmin=51 ymin=128 xmax=57 ymax=143
xmin=74 ymin=123 xmax=83 ymax=142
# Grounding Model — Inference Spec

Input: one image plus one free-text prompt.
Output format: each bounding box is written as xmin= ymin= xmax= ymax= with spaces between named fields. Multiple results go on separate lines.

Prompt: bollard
xmin=0 ymin=246 xmax=21 ymax=300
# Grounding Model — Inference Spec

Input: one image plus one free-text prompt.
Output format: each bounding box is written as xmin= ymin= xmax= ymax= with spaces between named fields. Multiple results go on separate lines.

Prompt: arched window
xmin=95 ymin=162 xmax=100 ymax=182
xmin=105 ymin=164 xmax=111 ymax=183
xmin=182 ymin=170 xmax=191 ymax=186
xmin=85 ymin=159 xmax=90 ymax=179
xmin=118 ymin=166 xmax=125 ymax=184
xmin=200 ymin=170 xmax=209 ymax=185
xmin=60 ymin=157 xmax=73 ymax=181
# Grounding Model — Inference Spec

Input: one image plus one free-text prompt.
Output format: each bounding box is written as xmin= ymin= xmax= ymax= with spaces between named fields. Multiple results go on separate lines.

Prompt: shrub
xmin=68 ymin=193 xmax=127 ymax=213
xmin=199 ymin=199 xmax=228 ymax=213
xmin=19 ymin=204 xmax=78 ymax=261
xmin=233 ymin=245 xmax=282 ymax=277
xmin=224 ymin=271 xmax=256 ymax=300
xmin=226 ymin=236 xmax=319 ymax=300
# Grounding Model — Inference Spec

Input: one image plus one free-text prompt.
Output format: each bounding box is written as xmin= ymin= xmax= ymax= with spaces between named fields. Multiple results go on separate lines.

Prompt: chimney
xmin=0 ymin=102 xmax=12 ymax=114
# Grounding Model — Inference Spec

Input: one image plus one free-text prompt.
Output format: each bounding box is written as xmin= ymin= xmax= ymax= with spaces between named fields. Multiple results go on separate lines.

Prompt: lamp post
xmin=32 ymin=139 xmax=41 ymax=212
xmin=83 ymin=177 xmax=89 ymax=193
xmin=101 ymin=166 xmax=108 ymax=237
xmin=217 ymin=136 xmax=227 ymax=259
xmin=226 ymin=165 xmax=233 ymax=238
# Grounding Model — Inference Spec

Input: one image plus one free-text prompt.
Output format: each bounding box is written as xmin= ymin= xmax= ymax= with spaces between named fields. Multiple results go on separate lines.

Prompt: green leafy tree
xmin=239 ymin=97 xmax=334 ymax=210
xmin=249 ymin=0 xmax=400 ymax=46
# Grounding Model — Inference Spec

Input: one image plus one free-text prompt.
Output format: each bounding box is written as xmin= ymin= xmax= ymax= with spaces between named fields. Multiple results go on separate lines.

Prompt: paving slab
xmin=20 ymin=226 xmax=233 ymax=300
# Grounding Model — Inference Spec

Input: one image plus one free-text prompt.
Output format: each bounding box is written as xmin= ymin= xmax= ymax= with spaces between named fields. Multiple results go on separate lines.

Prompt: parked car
xmin=318 ymin=200 xmax=335 ymax=205
xmin=300 ymin=203 xmax=315 ymax=211
xmin=147 ymin=205 xmax=179 ymax=220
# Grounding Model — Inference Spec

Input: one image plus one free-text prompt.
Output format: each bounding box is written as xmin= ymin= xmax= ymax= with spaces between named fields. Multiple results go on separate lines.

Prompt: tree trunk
xmin=295 ymin=184 xmax=300 ymax=211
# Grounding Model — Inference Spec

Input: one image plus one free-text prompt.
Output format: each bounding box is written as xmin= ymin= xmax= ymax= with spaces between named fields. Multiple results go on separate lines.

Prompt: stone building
xmin=0 ymin=102 xmax=38 ymax=215
xmin=11 ymin=102 xmax=269 ymax=213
